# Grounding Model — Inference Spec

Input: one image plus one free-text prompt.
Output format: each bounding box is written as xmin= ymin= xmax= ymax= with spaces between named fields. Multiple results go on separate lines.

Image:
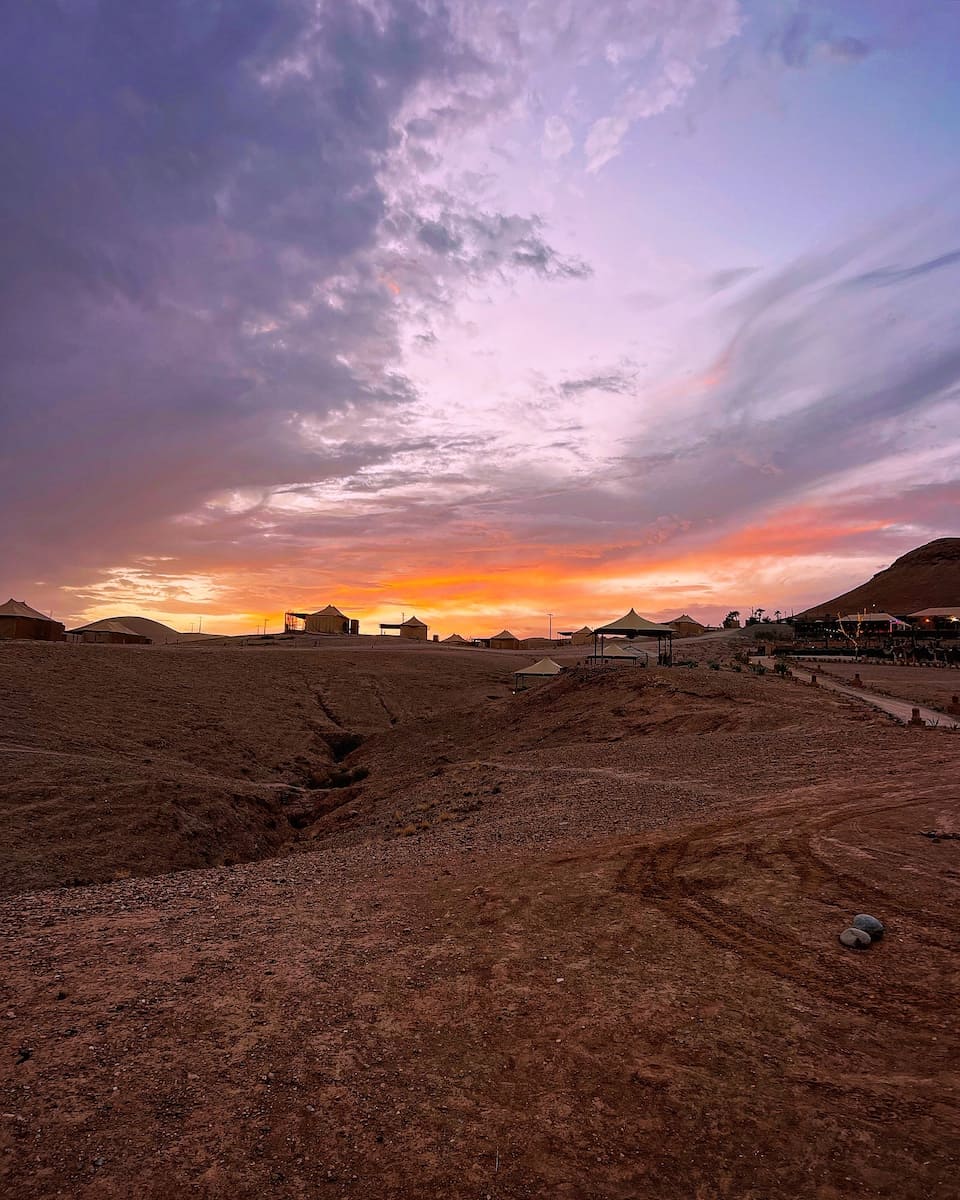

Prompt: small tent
xmin=514 ymin=658 xmax=563 ymax=691
xmin=489 ymin=629 xmax=521 ymax=650
xmin=668 ymin=613 xmax=706 ymax=638
xmin=0 ymin=599 xmax=65 ymax=642
xmin=69 ymin=618 xmax=151 ymax=645
xmin=587 ymin=642 xmax=645 ymax=666
xmin=442 ymin=633 xmax=468 ymax=644
xmin=570 ymin=625 xmax=594 ymax=646
xmin=399 ymin=615 xmax=428 ymax=641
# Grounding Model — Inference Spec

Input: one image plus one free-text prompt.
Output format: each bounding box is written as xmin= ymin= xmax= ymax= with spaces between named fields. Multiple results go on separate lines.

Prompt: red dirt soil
xmin=1 ymin=642 xmax=958 ymax=1198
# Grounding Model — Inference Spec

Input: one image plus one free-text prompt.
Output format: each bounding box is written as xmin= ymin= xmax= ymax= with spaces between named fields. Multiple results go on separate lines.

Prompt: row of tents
xmin=0 ymin=600 xmax=154 ymax=644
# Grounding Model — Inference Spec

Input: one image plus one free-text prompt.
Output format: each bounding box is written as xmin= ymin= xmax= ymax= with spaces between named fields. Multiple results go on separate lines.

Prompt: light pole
xmin=548 ymin=613 xmax=552 ymax=641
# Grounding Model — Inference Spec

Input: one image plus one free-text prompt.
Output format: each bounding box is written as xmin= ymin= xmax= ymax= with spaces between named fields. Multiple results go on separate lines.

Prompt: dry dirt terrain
xmin=1 ymin=641 xmax=959 ymax=1198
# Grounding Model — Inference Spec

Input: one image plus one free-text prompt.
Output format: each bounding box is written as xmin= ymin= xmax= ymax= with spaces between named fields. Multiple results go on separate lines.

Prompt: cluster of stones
xmin=839 ymin=913 xmax=884 ymax=950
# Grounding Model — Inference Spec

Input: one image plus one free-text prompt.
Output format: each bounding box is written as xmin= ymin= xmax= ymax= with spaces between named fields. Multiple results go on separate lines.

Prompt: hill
xmin=797 ymin=537 xmax=960 ymax=619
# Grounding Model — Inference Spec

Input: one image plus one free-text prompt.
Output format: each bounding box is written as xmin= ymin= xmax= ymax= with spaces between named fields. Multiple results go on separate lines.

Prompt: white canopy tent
xmin=513 ymin=657 xmax=563 ymax=691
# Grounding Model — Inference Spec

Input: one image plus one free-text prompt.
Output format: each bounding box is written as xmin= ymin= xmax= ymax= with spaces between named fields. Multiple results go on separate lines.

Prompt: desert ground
xmin=1 ymin=639 xmax=958 ymax=1198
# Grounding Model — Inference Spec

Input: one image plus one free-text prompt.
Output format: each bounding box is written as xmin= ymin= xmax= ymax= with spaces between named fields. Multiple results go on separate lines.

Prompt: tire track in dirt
xmin=605 ymin=793 xmax=955 ymax=1021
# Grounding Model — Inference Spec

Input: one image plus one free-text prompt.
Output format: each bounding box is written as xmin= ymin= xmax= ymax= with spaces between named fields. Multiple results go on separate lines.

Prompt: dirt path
xmin=763 ymin=659 xmax=960 ymax=729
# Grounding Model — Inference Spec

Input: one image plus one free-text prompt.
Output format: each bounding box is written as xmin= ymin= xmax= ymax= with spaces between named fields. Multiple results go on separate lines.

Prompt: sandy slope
xmin=1 ymin=642 xmax=958 ymax=1197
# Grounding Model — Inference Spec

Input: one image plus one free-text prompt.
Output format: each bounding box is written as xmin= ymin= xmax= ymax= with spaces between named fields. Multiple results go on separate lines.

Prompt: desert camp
xmin=4 ymin=5 xmax=960 ymax=1196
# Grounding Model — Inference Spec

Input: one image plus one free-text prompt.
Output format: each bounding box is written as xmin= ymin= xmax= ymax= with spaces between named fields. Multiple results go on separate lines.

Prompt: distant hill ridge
xmin=798 ymin=538 xmax=960 ymax=620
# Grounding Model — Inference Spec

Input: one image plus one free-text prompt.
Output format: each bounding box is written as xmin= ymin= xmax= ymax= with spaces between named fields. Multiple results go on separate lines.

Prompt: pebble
xmin=852 ymin=914 xmax=884 ymax=940
xmin=839 ymin=927 xmax=871 ymax=950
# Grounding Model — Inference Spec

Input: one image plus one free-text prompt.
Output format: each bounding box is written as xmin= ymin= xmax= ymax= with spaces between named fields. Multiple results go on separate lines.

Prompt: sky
xmin=2 ymin=0 xmax=959 ymax=638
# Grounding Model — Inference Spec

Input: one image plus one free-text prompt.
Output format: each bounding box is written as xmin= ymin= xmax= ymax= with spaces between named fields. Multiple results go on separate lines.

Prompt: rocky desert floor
xmin=1 ymin=640 xmax=958 ymax=1198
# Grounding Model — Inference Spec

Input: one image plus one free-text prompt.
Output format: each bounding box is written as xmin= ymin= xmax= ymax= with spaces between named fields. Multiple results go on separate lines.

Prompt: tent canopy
xmin=594 ymin=608 xmax=674 ymax=636
xmin=313 ymin=604 xmax=346 ymax=618
xmin=515 ymin=657 xmax=563 ymax=677
xmin=491 ymin=629 xmax=518 ymax=640
xmin=401 ymin=616 xmax=427 ymax=628
xmin=0 ymin=598 xmax=57 ymax=622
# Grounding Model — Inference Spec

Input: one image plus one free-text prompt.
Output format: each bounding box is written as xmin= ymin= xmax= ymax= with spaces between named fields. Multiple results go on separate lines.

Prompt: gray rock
xmin=852 ymin=913 xmax=884 ymax=940
xmin=839 ymin=927 xmax=872 ymax=949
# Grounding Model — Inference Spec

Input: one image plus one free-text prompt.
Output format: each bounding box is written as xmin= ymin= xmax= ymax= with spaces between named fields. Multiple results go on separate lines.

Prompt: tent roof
xmin=401 ymin=615 xmax=427 ymax=627
xmin=68 ymin=618 xmax=145 ymax=636
xmin=839 ymin=612 xmax=908 ymax=624
xmin=670 ymin=613 xmax=702 ymax=624
xmin=491 ymin=630 xmax=518 ymax=640
xmin=311 ymin=605 xmax=346 ymax=618
xmin=0 ymin=598 xmax=57 ymax=622
xmin=442 ymin=633 xmax=467 ymax=642
xmin=595 ymin=608 xmax=674 ymax=635
xmin=571 ymin=625 xmax=593 ymax=635
xmin=515 ymin=658 xmax=563 ymax=676
xmin=909 ymin=607 xmax=960 ymax=618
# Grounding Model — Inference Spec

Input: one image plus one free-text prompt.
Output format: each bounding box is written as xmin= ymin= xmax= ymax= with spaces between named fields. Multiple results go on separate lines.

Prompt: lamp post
xmin=548 ymin=613 xmax=553 ymax=641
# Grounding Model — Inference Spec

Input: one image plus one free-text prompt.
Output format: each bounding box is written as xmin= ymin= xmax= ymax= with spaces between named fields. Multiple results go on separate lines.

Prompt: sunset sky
xmin=2 ymin=0 xmax=959 ymax=637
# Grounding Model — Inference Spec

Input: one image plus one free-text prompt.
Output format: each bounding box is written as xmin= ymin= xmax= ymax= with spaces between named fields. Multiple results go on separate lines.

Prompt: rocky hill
xmin=798 ymin=538 xmax=960 ymax=619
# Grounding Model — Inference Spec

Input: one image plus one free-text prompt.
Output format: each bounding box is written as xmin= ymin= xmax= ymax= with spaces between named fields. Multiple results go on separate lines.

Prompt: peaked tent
xmin=490 ymin=630 xmax=521 ymax=650
xmin=593 ymin=608 xmax=673 ymax=665
xmin=442 ymin=633 xmax=469 ymax=644
xmin=514 ymin=658 xmax=563 ymax=690
xmin=302 ymin=605 xmax=353 ymax=635
xmin=0 ymin=599 xmax=65 ymax=642
xmin=668 ymin=613 xmax=706 ymax=637
xmin=399 ymin=615 xmax=428 ymax=641
xmin=569 ymin=625 xmax=595 ymax=646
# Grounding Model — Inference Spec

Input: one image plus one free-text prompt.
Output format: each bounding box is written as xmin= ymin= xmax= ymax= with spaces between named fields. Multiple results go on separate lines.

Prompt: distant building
xmin=489 ymin=629 xmax=521 ymax=650
xmin=569 ymin=625 xmax=595 ymax=646
xmin=668 ymin=613 xmax=706 ymax=638
xmin=0 ymin=599 xmax=65 ymax=642
xmin=284 ymin=605 xmax=358 ymax=635
xmin=68 ymin=618 xmax=151 ymax=645
xmin=442 ymin=633 xmax=469 ymax=645
xmin=909 ymin=607 xmax=960 ymax=635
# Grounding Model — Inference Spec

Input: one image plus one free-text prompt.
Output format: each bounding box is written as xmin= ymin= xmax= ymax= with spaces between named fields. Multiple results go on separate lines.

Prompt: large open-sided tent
xmin=593 ymin=608 xmax=674 ymax=665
